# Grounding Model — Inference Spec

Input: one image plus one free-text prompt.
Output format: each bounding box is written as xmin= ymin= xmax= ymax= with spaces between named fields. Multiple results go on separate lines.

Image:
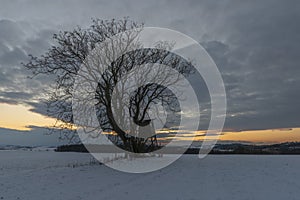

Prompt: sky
xmin=0 ymin=0 xmax=300 ymax=146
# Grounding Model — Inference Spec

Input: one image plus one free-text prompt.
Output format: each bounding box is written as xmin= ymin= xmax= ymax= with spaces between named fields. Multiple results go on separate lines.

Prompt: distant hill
xmin=0 ymin=145 xmax=34 ymax=151
xmin=55 ymin=142 xmax=300 ymax=154
xmin=211 ymin=142 xmax=300 ymax=154
xmin=0 ymin=145 xmax=56 ymax=151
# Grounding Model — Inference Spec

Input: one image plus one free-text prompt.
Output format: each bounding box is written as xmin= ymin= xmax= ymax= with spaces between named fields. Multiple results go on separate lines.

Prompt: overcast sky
xmin=0 ymin=0 xmax=300 ymax=145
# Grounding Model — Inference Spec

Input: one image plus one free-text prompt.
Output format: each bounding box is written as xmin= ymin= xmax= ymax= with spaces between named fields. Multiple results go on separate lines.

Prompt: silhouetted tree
xmin=24 ymin=18 xmax=193 ymax=153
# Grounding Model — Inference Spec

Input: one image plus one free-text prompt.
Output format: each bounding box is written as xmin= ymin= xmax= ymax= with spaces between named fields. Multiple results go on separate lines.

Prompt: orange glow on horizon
xmin=1 ymin=103 xmax=300 ymax=144
xmin=219 ymin=128 xmax=300 ymax=144
xmin=156 ymin=128 xmax=300 ymax=144
xmin=0 ymin=103 xmax=57 ymax=131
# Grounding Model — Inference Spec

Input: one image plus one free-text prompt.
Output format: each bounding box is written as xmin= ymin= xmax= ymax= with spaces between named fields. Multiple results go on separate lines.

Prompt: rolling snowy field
xmin=1 ymin=150 xmax=300 ymax=200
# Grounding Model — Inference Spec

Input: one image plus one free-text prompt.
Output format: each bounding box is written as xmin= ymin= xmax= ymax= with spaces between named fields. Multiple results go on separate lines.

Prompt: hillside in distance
xmin=54 ymin=142 xmax=300 ymax=154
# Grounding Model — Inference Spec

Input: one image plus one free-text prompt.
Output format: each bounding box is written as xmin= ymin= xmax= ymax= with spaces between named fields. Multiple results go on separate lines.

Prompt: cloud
xmin=26 ymin=101 xmax=49 ymax=116
xmin=0 ymin=126 xmax=68 ymax=146
xmin=192 ymin=1 xmax=300 ymax=130
xmin=0 ymin=0 xmax=299 ymax=137
xmin=0 ymin=19 xmax=56 ymax=106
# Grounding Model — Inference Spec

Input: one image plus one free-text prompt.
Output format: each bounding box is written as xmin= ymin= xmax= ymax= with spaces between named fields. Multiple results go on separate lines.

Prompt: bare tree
xmin=24 ymin=18 xmax=193 ymax=153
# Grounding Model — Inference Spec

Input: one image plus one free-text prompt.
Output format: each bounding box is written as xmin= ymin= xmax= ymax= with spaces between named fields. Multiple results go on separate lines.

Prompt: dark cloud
xmin=26 ymin=101 xmax=49 ymax=116
xmin=0 ymin=126 xmax=68 ymax=146
xmin=0 ymin=19 xmax=56 ymax=106
xmin=0 ymin=98 xmax=18 ymax=105
xmin=1 ymin=91 xmax=33 ymax=100
xmin=0 ymin=19 xmax=25 ymax=45
xmin=199 ymin=1 xmax=300 ymax=130
xmin=0 ymin=47 xmax=27 ymax=65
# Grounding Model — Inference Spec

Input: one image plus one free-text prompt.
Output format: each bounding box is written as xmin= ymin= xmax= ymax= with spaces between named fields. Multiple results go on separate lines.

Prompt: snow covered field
xmin=1 ymin=150 xmax=300 ymax=200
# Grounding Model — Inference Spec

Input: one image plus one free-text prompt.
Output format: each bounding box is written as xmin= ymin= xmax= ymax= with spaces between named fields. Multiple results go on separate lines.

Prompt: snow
xmin=1 ymin=150 xmax=300 ymax=200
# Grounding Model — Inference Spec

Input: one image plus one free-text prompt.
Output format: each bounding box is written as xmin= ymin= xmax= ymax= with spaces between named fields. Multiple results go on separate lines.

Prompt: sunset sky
xmin=0 ymin=0 xmax=299 ymax=146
